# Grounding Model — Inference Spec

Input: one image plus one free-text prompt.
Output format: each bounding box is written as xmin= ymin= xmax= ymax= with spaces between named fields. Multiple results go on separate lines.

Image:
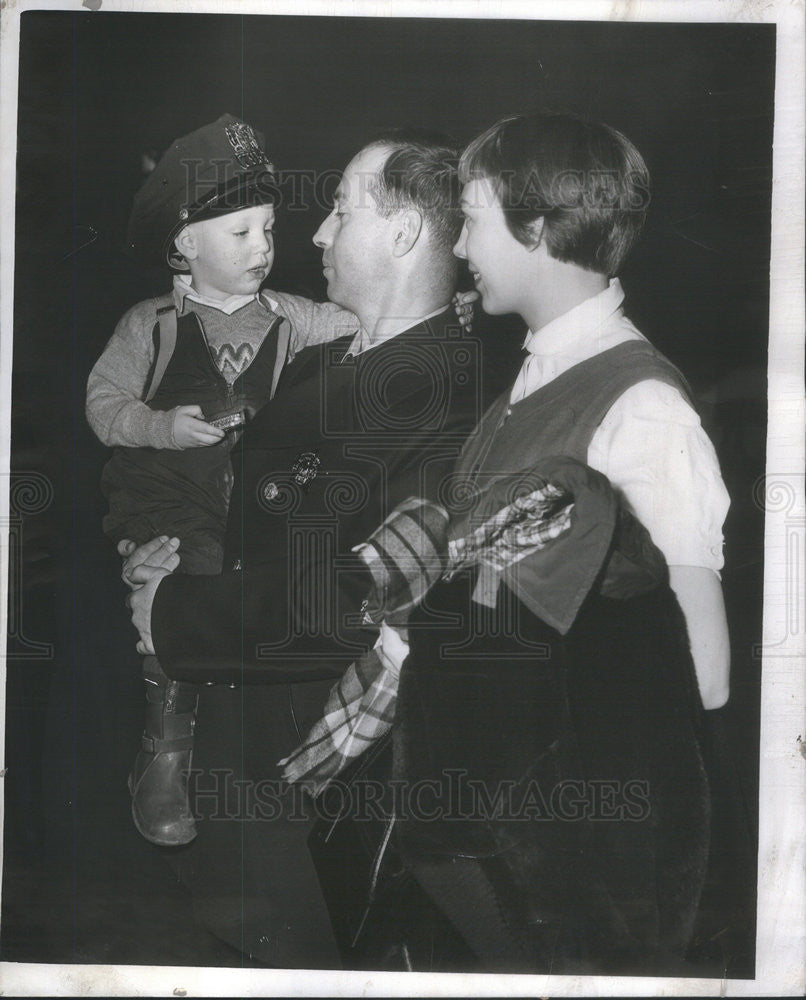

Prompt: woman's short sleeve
xmin=587 ymin=380 xmax=730 ymax=572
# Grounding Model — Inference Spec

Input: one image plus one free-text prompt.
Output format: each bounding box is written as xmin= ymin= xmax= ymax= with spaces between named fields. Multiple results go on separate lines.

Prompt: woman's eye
xmin=234 ymin=231 xmax=247 ymax=237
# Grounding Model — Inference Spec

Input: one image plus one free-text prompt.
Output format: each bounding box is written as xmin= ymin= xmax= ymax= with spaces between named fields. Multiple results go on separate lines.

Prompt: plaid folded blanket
xmin=280 ymin=456 xmax=666 ymax=793
xmin=278 ymin=624 xmax=408 ymax=791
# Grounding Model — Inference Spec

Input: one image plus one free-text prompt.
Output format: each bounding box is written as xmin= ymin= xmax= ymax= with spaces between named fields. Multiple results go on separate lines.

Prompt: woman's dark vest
xmin=454 ymin=338 xmax=694 ymax=483
xmin=395 ymin=339 xmax=710 ymax=973
xmin=100 ymin=308 xmax=281 ymax=547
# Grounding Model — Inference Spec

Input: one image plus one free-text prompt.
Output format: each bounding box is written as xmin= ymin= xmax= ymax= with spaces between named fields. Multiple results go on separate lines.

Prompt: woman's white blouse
xmin=510 ymin=279 xmax=730 ymax=573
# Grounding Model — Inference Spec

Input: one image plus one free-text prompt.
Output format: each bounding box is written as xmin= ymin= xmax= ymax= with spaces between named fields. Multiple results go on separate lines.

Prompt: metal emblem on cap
xmin=225 ymin=121 xmax=272 ymax=171
xmin=179 ymin=208 xmax=189 ymax=220
xmin=291 ymin=452 xmax=321 ymax=488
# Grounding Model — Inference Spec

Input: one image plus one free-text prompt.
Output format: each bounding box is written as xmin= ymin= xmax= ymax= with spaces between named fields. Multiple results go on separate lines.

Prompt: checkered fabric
xmin=278 ymin=624 xmax=408 ymax=792
xmin=280 ymin=456 xmax=671 ymax=793
xmin=352 ymin=497 xmax=452 ymax=625
xmin=279 ymin=478 xmax=575 ymax=793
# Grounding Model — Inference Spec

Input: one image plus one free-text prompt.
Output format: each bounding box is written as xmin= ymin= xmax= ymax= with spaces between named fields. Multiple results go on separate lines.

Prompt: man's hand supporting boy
xmin=120 ymin=536 xmax=181 ymax=656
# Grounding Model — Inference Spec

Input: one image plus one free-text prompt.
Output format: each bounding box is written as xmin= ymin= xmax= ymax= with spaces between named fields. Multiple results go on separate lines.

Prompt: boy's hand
xmin=452 ymin=290 xmax=479 ymax=332
xmin=172 ymin=405 xmax=226 ymax=448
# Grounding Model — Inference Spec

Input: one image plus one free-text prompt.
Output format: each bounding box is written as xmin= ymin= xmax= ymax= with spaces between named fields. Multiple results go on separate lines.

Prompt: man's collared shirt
xmin=342 ymin=303 xmax=450 ymax=361
xmin=509 ymin=278 xmax=729 ymax=572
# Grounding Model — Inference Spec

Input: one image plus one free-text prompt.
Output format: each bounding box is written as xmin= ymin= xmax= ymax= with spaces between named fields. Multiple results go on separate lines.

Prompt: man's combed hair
xmin=459 ymin=112 xmax=651 ymax=276
xmin=366 ymin=128 xmax=463 ymax=253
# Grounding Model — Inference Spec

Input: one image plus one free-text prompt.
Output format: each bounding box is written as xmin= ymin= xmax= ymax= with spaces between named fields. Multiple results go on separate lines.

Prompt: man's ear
xmin=174 ymin=225 xmax=198 ymax=262
xmin=391 ymin=209 xmax=423 ymax=258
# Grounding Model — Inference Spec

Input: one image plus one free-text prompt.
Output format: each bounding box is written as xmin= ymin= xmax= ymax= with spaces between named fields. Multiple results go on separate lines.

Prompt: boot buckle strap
xmin=141 ymin=734 xmax=195 ymax=753
xmin=161 ymin=709 xmax=197 ymax=737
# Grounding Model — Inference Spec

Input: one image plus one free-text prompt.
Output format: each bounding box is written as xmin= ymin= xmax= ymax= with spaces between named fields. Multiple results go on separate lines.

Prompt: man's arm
xmin=142 ymin=552 xmax=374 ymax=685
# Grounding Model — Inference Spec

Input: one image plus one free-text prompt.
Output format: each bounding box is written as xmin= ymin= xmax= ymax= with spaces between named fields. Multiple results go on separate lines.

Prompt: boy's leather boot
xmin=128 ymin=657 xmax=198 ymax=846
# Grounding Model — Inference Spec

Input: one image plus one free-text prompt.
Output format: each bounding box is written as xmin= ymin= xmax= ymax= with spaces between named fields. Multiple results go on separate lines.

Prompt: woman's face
xmin=453 ymin=176 xmax=535 ymax=318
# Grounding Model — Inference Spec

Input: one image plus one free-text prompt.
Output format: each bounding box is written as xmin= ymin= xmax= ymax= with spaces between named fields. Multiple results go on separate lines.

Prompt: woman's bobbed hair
xmin=459 ymin=112 xmax=650 ymax=276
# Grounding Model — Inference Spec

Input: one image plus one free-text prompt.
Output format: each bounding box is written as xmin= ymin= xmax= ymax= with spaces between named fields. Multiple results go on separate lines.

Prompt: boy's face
xmin=454 ymin=177 xmax=535 ymax=318
xmin=181 ymin=204 xmax=275 ymax=301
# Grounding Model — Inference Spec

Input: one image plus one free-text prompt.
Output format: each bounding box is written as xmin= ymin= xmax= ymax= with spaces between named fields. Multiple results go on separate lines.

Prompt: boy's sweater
xmin=86 ymin=284 xmax=356 ymax=449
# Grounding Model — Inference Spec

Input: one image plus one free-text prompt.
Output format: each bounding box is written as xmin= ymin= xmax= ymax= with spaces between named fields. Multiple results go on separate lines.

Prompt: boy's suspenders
xmin=142 ymin=296 xmax=290 ymax=404
xmin=261 ymin=291 xmax=292 ymax=400
xmin=143 ymin=305 xmax=178 ymax=404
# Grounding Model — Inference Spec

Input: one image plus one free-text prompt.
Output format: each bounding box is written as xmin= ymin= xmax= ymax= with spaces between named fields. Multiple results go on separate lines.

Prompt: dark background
xmin=3 ymin=10 xmax=773 ymax=974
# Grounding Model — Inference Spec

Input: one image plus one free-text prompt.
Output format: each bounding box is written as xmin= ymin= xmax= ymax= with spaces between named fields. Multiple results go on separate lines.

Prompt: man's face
xmin=312 ymin=145 xmax=395 ymax=315
xmin=183 ymin=204 xmax=275 ymax=301
xmin=453 ymin=177 xmax=534 ymax=317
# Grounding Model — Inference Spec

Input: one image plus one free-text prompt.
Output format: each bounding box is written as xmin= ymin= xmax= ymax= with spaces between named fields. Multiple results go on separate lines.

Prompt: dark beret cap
xmin=126 ymin=113 xmax=279 ymax=267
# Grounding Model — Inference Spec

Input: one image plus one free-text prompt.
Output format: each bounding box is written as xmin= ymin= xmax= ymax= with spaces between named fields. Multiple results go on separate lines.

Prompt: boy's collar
xmin=172 ymin=273 xmax=278 ymax=316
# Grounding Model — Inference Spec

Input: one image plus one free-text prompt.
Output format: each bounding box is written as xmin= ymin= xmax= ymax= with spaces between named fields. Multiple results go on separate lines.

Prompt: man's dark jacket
xmin=152 ymin=308 xmax=494 ymax=682
xmin=146 ymin=307 xmax=508 ymax=969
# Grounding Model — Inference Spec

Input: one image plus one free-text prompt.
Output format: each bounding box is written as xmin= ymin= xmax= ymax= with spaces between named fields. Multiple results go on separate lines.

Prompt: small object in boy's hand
xmin=209 ymin=411 xmax=246 ymax=431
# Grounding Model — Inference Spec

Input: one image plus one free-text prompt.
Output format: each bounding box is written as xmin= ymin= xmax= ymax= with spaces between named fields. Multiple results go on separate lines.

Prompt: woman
xmin=389 ymin=111 xmax=729 ymax=974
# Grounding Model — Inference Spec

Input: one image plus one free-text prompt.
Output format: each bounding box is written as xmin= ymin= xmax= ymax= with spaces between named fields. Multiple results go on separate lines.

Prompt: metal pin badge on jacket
xmin=292 ymin=451 xmax=321 ymax=490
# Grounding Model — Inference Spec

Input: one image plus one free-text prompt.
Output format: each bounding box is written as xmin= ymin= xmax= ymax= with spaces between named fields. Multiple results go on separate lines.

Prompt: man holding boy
xmin=124 ymin=131 xmax=493 ymax=967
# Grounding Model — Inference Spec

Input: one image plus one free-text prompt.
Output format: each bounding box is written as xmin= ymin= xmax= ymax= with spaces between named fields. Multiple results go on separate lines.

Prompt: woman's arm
xmin=668 ymin=565 xmax=730 ymax=710
xmin=590 ymin=379 xmax=732 ymax=709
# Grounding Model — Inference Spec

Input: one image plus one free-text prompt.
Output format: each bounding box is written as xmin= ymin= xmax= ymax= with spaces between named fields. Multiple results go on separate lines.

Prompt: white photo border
xmin=0 ymin=0 xmax=803 ymax=996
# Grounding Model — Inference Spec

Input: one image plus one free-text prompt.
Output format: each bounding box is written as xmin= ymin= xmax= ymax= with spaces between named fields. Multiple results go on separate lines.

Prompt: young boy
xmin=86 ymin=114 xmax=354 ymax=847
